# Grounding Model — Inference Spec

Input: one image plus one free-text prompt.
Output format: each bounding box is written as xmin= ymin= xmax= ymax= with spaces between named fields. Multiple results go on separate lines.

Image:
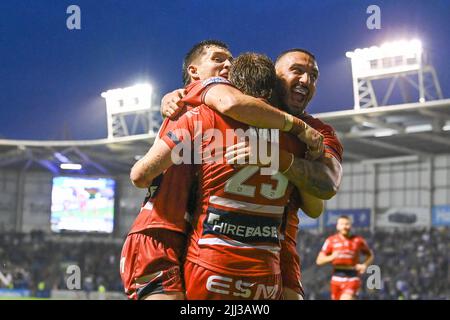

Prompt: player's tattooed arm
xmin=281 ymin=151 xmax=343 ymax=200
xmin=130 ymin=140 xmax=174 ymax=188
xmin=224 ymin=141 xmax=333 ymax=202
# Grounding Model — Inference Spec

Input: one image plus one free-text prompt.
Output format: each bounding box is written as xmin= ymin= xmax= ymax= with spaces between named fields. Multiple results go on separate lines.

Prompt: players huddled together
xmin=120 ymin=39 xmax=373 ymax=300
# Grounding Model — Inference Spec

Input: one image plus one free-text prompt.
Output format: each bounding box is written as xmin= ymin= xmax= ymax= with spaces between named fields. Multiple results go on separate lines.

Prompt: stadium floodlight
xmin=101 ymin=83 xmax=156 ymax=139
xmin=101 ymin=83 xmax=153 ymax=115
xmin=60 ymin=163 xmax=82 ymax=170
xmin=346 ymin=39 xmax=423 ymax=79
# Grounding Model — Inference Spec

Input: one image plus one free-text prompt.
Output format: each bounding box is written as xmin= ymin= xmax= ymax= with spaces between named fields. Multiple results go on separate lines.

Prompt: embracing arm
xmin=130 ymin=140 xmax=174 ymax=188
xmin=282 ymin=152 xmax=342 ymax=200
xmin=204 ymin=84 xmax=288 ymax=129
xmin=224 ymin=141 xmax=336 ymax=202
xmin=205 ymin=84 xmax=323 ymax=155
xmin=162 ymin=85 xmax=289 ymax=130
xmin=161 ymin=85 xmax=323 ymax=154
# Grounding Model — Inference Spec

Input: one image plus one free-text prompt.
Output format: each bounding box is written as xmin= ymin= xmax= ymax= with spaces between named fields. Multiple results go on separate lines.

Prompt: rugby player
xmin=316 ymin=215 xmax=374 ymax=300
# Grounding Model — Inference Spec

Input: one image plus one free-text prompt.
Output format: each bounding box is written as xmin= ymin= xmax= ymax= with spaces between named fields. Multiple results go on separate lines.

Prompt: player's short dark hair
xmin=229 ymin=52 xmax=276 ymax=100
xmin=275 ymin=48 xmax=316 ymax=65
xmin=182 ymin=40 xmax=229 ymax=86
xmin=338 ymin=215 xmax=351 ymax=221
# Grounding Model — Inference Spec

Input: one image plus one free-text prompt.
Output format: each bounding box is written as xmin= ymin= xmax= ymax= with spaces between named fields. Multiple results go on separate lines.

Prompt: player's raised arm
xmin=204 ymin=84 xmax=286 ymax=128
xmin=162 ymin=82 xmax=324 ymax=155
xmin=203 ymin=83 xmax=323 ymax=153
xmin=130 ymin=139 xmax=174 ymax=188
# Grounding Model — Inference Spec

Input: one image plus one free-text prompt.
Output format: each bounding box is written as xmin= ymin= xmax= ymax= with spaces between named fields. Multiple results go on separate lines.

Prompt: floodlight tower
xmin=346 ymin=39 xmax=443 ymax=110
xmin=101 ymin=84 xmax=160 ymax=139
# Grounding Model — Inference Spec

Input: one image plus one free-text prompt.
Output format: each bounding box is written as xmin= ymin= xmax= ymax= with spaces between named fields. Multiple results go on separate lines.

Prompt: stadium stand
xmin=0 ymin=231 xmax=123 ymax=298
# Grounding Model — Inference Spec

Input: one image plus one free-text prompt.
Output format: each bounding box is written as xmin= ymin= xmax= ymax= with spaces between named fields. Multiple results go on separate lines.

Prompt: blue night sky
xmin=0 ymin=0 xmax=449 ymax=140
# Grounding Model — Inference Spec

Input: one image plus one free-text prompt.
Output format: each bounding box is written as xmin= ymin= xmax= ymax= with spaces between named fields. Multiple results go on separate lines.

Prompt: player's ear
xmin=188 ymin=64 xmax=200 ymax=81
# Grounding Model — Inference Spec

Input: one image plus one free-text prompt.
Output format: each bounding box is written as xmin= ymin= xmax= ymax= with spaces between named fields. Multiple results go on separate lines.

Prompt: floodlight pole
xmin=418 ymin=65 xmax=425 ymax=103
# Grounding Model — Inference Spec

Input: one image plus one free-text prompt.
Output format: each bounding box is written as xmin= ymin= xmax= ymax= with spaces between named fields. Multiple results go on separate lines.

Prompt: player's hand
xmin=161 ymin=89 xmax=186 ymax=119
xmin=298 ymin=126 xmax=324 ymax=161
xmin=355 ymin=264 xmax=368 ymax=275
xmin=224 ymin=140 xmax=272 ymax=167
xmin=288 ymin=117 xmax=324 ymax=160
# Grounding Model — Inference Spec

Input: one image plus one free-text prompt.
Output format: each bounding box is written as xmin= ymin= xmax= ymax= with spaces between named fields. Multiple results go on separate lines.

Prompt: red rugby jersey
xmin=321 ymin=233 xmax=371 ymax=267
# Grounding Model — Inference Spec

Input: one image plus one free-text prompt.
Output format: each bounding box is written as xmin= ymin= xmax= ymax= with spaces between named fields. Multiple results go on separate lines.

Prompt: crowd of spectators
xmin=0 ymin=230 xmax=123 ymax=296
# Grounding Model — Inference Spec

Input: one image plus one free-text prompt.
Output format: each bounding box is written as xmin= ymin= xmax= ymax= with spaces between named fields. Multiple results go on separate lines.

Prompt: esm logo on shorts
xmin=206 ymin=275 xmax=279 ymax=299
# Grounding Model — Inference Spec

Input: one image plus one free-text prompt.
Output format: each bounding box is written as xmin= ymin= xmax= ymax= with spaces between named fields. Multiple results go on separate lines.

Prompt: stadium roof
xmin=0 ymin=133 xmax=156 ymax=175
xmin=316 ymin=98 xmax=450 ymax=162
xmin=1 ymin=98 xmax=449 ymax=174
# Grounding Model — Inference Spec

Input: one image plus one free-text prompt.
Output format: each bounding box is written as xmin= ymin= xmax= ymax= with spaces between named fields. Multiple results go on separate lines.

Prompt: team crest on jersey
xmin=202 ymin=76 xmax=230 ymax=87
